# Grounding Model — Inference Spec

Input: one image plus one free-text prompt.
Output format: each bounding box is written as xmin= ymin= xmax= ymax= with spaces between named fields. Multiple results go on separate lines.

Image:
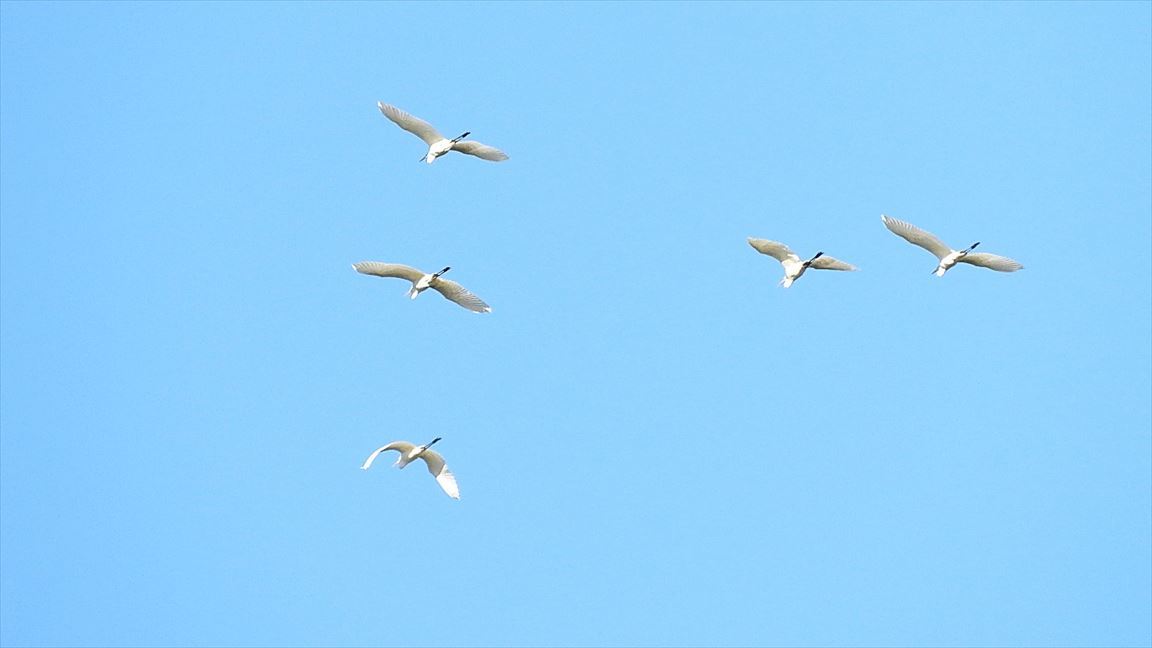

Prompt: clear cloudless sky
xmin=2 ymin=2 xmax=1150 ymax=647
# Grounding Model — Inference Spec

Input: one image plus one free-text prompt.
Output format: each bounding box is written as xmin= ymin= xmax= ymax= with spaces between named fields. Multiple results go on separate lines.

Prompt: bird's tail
xmin=780 ymin=277 xmax=794 ymax=288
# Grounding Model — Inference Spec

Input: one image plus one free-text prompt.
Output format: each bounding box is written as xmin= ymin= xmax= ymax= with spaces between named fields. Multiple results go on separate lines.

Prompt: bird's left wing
xmin=378 ymin=102 xmax=445 ymax=146
xmin=352 ymin=262 xmax=425 ymax=282
xmin=747 ymin=238 xmax=799 ymax=264
xmin=419 ymin=450 xmax=460 ymax=499
xmin=431 ymin=279 xmax=492 ymax=313
xmin=361 ymin=441 xmax=416 ymax=470
xmin=881 ymin=215 xmax=952 ymax=259
xmin=809 ymin=255 xmax=858 ymax=272
xmin=957 ymin=252 xmax=1023 ymax=272
xmin=451 ymin=140 xmax=509 ymax=161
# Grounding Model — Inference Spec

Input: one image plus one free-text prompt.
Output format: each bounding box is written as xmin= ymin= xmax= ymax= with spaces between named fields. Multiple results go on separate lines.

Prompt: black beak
xmin=452 ymin=131 xmax=471 ymax=143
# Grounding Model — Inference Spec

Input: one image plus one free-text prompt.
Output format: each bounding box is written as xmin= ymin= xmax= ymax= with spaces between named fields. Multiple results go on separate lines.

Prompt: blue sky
xmin=1 ymin=2 xmax=1149 ymax=647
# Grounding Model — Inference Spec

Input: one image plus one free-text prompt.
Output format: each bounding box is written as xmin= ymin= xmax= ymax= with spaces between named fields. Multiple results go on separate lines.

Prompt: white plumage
xmin=881 ymin=214 xmax=1023 ymax=276
xmin=748 ymin=238 xmax=857 ymax=288
xmin=352 ymin=262 xmax=491 ymax=313
xmin=361 ymin=438 xmax=460 ymax=500
xmin=378 ymin=102 xmax=508 ymax=164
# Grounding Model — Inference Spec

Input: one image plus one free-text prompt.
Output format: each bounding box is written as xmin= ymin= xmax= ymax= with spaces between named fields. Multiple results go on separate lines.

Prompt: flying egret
xmin=747 ymin=238 xmax=858 ymax=288
xmin=880 ymin=214 xmax=1024 ymax=277
xmin=378 ymin=102 xmax=509 ymax=164
xmin=361 ymin=438 xmax=460 ymax=500
xmin=352 ymin=262 xmax=492 ymax=313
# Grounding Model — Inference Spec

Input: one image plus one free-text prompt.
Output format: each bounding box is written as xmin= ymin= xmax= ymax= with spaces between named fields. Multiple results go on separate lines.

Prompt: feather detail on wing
xmin=361 ymin=441 xmax=416 ymax=470
xmin=377 ymin=102 xmax=445 ymax=145
xmin=451 ymin=140 xmax=509 ymax=161
xmin=352 ymin=262 xmax=425 ymax=282
xmin=747 ymin=238 xmax=800 ymax=264
xmin=419 ymin=450 xmax=460 ymax=499
xmin=809 ymin=256 xmax=858 ymax=272
xmin=431 ymin=278 xmax=492 ymax=313
xmin=957 ymin=252 xmax=1023 ymax=272
xmin=881 ymin=215 xmax=952 ymax=259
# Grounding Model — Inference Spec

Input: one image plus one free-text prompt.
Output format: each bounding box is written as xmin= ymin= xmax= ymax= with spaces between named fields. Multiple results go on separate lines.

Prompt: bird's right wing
xmin=881 ymin=215 xmax=952 ymax=260
xmin=378 ymin=102 xmax=445 ymax=146
xmin=419 ymin=450 xmax=460 ymax=499
xmin=747 ymin=238 xmax=800 ymax=264
xmin=451 ymin=140 xmax=509 ymax=161
xmin=352 ymin=262 xmax=425 ymax=282
xmin=361 ymin=441 xmax=415 ymax=470
xmin=431 ymin=279 xmax=492 ymax=313
xmin=809 ymin=255 xmax=858 ymax=272
xmin=957 ymin=252 xmax=1024 ymax=272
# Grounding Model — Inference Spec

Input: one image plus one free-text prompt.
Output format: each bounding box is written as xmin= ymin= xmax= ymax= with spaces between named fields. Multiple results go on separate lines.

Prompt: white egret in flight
xmin=361 ymin=438 xmax=460 ymax=500
xmin=378 ymin=102 xmax=509 ymax=164
xmin=352 ymin=262 xmax=492 ymax=313
xmin=748 ymin=238 xmax=858 ymax=288
xmin=881 ymin=214 xmax=1023 ymax=276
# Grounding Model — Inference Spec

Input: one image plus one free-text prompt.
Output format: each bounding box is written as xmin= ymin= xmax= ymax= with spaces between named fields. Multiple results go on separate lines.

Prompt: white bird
xmin=880 ymin=214 xmax=1024 ymax=277
xmin=378 ymin=102 xmax=509 ymax=164
xmin=352 ymin=262 xmax=492 ymax=313
xmin=747 ymin=238 xmax=858 ymax=288
xmin=361 ymin=438 xmax=460 ymax=500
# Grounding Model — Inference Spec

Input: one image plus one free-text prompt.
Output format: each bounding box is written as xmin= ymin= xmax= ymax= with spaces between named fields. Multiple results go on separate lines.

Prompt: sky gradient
xmin=2 ymin=2 xmax=1150 ymax=647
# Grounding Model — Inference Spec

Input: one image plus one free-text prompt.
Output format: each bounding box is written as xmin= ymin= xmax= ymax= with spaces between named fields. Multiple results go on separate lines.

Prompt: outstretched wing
xmin=957 ymin=252 xmax=1023 ymax=272
xmin=378 ymin=102 xmax=445 ymax=146
xmin=418 ymin=450 xmax=460 ymax=499
xmin=451 ymin=140 xmax=509 ymax=161
xmin=809 ymin=255 xmax=858 ymax=272
xmin=747 ymin=238 xmax=800 ymax=264
xmin=361 ymin=441 xmax=416 ymax=470
xmin=431 ymin=278 xmax=492 ymax=313
xmin=881 ymin=215 xmax=952 ymax=260
xmin=352 ymin=262 xmax=425 ymax=282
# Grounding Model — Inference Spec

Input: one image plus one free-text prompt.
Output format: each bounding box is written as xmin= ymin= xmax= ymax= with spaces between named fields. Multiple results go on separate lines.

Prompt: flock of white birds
xmin=747 ymin=214 xmax=1025 ymax=288
xmin=358 ymin=101 xmax=1025 ymax=500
